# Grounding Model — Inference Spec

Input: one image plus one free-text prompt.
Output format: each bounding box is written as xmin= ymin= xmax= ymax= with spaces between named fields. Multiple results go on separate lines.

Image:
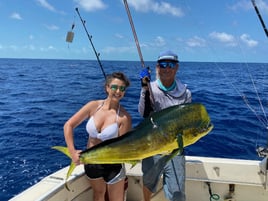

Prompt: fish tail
xmin=52 ymin=146 xmax=71 ymax=158
xmin=52 ymin=146 xmax=76 ymax=191
xmin=65 ymin=162 xmax=76 ymax=191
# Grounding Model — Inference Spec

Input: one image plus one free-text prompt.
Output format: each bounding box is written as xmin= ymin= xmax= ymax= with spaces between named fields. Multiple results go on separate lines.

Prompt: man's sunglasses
xmin=110 ymin=84 xmax=126 ymax=92
xmin=158 ymin=61 xmax=177 ymax=69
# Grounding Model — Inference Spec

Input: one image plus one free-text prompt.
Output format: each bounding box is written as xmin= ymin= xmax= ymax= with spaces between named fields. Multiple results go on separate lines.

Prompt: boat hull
xmin=9 ymin=156 xmax=268 ymax=201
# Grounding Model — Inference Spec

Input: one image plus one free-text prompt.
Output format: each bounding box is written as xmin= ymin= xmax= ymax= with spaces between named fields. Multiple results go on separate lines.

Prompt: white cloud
xmin=240 ymin=34 xmax=258 ymax=47
xmin=48 ymin=45 xmax=56 ymax=50
xmin=74 ymin=0 xmax=107 ymax=12
xmin=36 ymin=0 xmax=65 ymax=14
xmin=209 ymin=32 xmax=234 ymax=42
xmin=23 ymin=45 xmax=36 ymax=51
xmin=187 ymin=36 xmax=206 ymax=47
xmin=115 ymin=33 xmax=124 ymax=39
xmin=229 ymin=0 xmax=268 ymax=13
xmin=154 ymin=36 xmax=166 ymax=47
xmin=127 ymin=0 xmax=184 ymax=17
xmin=45 ymin=24 xmax=59 ymax=30
xmin=228 ymin=0 xmax=252 ymax=11
xmin=102 ymin=45 xmax=134 ymax=53
xmin=258 ymin=0 xmax=268 ymax=13
xmin=10 ymin=12 xmax=22 ymax=20
xmin=36 ymin=0 xmax=56 ymax=12
xmin=209 ymin=31 xmax=237 ymax=46
xmin=40 ymin=45 xmax=56 ymax=52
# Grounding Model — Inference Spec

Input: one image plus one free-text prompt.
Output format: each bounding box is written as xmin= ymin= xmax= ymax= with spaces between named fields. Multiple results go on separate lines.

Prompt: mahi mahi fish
xmin=53 ymin=103 xmax=213 ymax=183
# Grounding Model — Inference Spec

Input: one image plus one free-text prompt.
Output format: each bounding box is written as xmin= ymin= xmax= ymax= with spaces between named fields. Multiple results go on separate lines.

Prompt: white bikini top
xmin=86 ymin=103 xmax=120 ymax=141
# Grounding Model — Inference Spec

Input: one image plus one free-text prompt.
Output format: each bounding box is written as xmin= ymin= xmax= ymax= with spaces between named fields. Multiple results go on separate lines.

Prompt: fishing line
xmin=198 ymin=2 xmax=268 ymax=126
xmin=215 ymin=26 xmax=268 ymax=153
xmin=74 ymin=7 xmax=106 ymax=79
xmin=182 ymin=0 xmax=268 ymax=153
xmin=217 ymin=52 xmax=268 ymax=130
xmin=217 ymin=6 xmax=268 ymax=150
xmin=226 ymin=6 xmax=268 ymax=128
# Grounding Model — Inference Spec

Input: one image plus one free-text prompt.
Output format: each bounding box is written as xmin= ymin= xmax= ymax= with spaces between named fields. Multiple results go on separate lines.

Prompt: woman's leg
xmin=89 ymin=178 xmax=107 ymax=201
xmin=107 ymin=179 xmax=125 ymax=201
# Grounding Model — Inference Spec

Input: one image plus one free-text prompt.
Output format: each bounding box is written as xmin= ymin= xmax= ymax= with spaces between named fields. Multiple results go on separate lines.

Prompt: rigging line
xmin=222 ymin=46 xmax=268 ymax=148
xmin=251 ymin=0 xmax=268 ymax=38
xmin=243 ymin=95 xmax=268 ymax=128
xmin=183 ymin=1 xmax=268 ymax=148
xmin=210 ymin=39 xmax=268 ymax=129
xmin=218 ymin=63 xmax=268 ymax=129
xmin=247 ymin=68 xmax=268 ymax=124
xmin=202 ymin=9 xmax=268 ymax=130
xmin=75 ymin=7 xmax=106 ymax=79
xmin=233 ymin=36 xmax=268 ymax=127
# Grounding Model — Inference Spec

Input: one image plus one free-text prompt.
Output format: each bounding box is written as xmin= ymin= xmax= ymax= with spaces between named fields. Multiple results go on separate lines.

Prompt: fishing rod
xmin=75 ymin=7 xmax=107 ymax=79
xmin=123 ymin=0 xmax=186 ymax=189
xmin=123 ymin=0 xmax=155 ymax=105
xmin=123 ymin=0 xmax=145 ymax=67
xmin=251 ymin=0 xmax=268 ymax=38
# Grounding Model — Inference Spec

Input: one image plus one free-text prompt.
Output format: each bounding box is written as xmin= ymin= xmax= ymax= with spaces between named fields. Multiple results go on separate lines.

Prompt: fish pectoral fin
xmin=176 ymin=133 xmax=184 ymax=154
xmin=170 ymin=148 xmax=180 ymax=158
xmin=52 ymin=146 xmax=71 ymax=158
xmin=161 ymin=148 xmax=180 ymax=163
xmin=144 ymin=153 xmax=174 ymax=180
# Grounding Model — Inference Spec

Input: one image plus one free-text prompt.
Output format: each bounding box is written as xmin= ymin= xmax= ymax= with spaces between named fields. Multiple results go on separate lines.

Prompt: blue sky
xmin=1 ymin=0 xmax=268 ymax=62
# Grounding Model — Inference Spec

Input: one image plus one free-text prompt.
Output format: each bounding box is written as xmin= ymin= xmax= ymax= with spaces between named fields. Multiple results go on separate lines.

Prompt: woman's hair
xmin=105 ymin=72 xmax=130 ymax=87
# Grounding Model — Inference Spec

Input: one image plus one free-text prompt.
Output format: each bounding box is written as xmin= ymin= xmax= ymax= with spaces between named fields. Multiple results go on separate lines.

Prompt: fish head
xmin=182 ymin=121 xmax=213 ymax=146
xmin=153 ymin=103 xmax=213 ymax=147
xmin=178 ymin=103 xmax=213 ymax=146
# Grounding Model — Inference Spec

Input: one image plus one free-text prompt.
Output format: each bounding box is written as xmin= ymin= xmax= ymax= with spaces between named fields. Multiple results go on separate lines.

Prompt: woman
xmin=63 ymin=72 xmax=132 ymax=201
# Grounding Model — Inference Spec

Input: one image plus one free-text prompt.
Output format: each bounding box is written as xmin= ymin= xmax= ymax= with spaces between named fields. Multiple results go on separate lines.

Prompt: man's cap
xmin=157 ymin=50 xmax=179 ymax=63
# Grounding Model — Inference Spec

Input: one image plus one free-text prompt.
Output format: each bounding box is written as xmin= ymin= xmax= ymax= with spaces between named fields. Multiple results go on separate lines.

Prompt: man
xmin=138 ymin=50 xmax=192 ymax=201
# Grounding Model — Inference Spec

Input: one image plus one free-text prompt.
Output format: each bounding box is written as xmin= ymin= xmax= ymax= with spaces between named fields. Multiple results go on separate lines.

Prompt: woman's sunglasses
xmin=110 ymin=84 xmax=126 ymax=92
xmin=158 ymin=61 xmax=177 ymax=69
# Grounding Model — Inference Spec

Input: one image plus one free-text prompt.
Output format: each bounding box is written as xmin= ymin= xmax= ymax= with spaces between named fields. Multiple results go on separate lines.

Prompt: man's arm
xmin=138 ymin=88 xmax=153 ymax=118
xmin=138 ymin=68 xmax=153 ymax=118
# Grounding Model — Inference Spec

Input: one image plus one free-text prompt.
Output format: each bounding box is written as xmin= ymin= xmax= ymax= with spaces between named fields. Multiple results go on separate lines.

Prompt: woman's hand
xmin=70 ymin=150 xmax=82 ymax=165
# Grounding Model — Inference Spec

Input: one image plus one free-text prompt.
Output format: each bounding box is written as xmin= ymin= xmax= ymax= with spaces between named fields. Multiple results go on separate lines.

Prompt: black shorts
xmin=84 ymin=164 xmax=125 ymax=184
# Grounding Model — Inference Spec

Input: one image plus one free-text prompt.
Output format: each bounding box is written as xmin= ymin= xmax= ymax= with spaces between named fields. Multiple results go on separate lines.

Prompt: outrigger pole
xmin=75 ymin=7 xmax=107 ymax=79
xmin=251 ymin=0 xmax=268 ymax=38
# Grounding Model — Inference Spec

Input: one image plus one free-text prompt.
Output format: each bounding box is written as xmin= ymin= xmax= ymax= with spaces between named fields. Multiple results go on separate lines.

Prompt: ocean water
xmin=0 ymin=58 xmax=268 ymax=200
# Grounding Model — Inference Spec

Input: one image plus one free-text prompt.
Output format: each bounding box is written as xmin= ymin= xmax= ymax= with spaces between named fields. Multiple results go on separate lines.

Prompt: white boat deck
xmin=9 ymin=156 xmax=268 ymax=201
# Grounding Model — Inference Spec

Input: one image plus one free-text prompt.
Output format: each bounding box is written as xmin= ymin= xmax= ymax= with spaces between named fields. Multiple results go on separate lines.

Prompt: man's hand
xmin=139 ymin=67 xmax=151 ymax=87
